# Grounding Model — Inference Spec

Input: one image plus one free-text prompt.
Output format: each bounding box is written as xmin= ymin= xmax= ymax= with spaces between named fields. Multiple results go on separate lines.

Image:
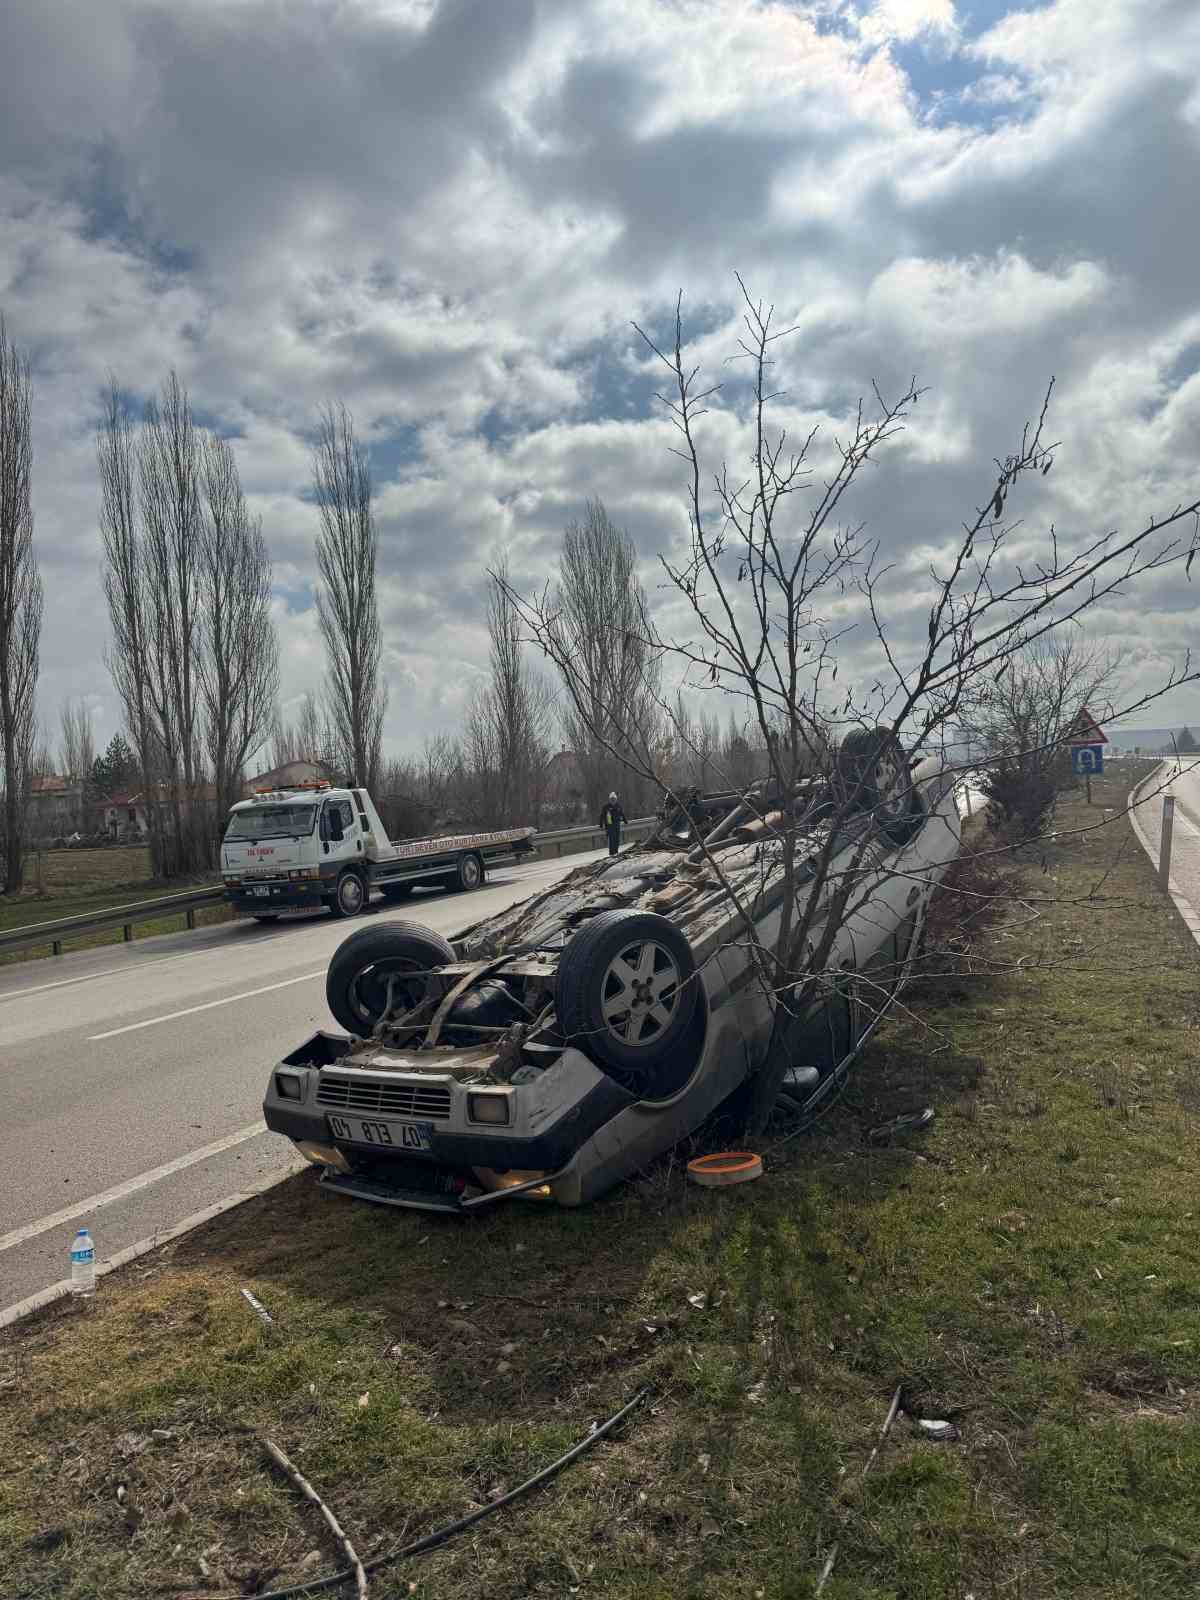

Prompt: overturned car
xmin=263 ymin=735 xmax=962 ymax=1213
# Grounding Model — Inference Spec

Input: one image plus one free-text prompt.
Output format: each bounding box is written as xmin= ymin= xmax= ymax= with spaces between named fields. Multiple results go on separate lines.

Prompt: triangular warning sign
xmin=1065 ymin=707 xmax=1108 ymax=745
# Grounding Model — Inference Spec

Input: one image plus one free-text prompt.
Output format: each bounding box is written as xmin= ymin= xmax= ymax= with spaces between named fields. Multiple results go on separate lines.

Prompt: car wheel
xmin=381 ymin=882 xmax=414 ymax=902
xmin=834 ymin=726 xmax=922 ymax=846
xmin=329 ymin=870 xmax=367 ymax=918
xmin=451 ymin=853 xmax=484 ymax=892
xmin=555 ymin=910 xmax=701 ymax=1095
xmin=326 ymin=921 xmax=455 ymax=1037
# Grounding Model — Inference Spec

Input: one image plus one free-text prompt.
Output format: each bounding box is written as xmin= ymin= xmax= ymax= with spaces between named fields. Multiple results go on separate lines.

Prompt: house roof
xmin=249 ymin=758 xmax=336 ymax=786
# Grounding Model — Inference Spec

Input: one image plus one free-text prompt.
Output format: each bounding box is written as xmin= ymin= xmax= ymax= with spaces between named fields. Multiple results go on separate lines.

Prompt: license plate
xmin=327 ymin=1114 xmax=433 ymax=1151
xmin=251 ymin=885 xmax=271 ymax=898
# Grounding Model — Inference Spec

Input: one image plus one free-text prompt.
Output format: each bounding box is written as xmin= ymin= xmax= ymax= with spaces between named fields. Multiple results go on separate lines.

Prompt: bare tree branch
xmin=508 ymin=278 xmax=1200 ymax=1136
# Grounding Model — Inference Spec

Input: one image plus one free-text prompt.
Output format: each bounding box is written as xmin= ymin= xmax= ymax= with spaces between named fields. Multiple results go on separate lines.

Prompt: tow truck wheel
xmin=326 ymin=921 xmax=455 ymax=1037
xmin=451 ymin=852 xmax=484 ymax=892
xmin=555 ymin=910 xmax=701 ymax=1096
xmin=834 ymin=726 xmax=922 ymax=846
xmin=329 ymin=869 xmax=367 ymax=918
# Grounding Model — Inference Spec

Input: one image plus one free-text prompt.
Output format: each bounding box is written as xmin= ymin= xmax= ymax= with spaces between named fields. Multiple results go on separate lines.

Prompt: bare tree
xmin=461 ymin=558 xmax=554 ymax=827
xmin=312 ymin=403 xmax=387 ymax=789
xmin=553 ymin=499 xmax=662 ymax=817
xmin=102 ymin=373 xmax=281 ymax=872
xmin=99 ymin=379 xmax=168 ymax=873
xmin=297 ymin=692 xmax=332 ymax=769
xmin=376 ymin=753 xmax=431 ymax=840
xmin=58 ymin=698 xmax=96 ymax=830
xmin=510 ymin=280 xmax=1200 ymax=1133
xmin=958 ymin=633 xmax=1124 ymax=834
xmin=58 ymin=698 xmax=96 ymax=781
xmin=418 ymin=734 xmax=463 ymax=823
xmin=0 ymin=316 xmax=43 ymax=894
xmin=200 ymin=433 xmax=279 ymax=828
xmin=268 ymin=711 xmax=302 ymax=769
xmin=138 ymin=371 xmax=208 ymax=871
xmin=721 ymin=711 xmax=762 ymax=788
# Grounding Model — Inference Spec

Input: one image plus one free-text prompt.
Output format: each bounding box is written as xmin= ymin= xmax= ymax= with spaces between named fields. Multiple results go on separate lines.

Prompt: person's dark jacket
xmin=600 ymin=800 xmax=626 ymax=831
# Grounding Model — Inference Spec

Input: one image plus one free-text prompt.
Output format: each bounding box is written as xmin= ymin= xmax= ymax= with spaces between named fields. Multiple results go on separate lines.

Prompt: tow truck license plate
xmin=251 ymin=885 xmax=271 ymax=897
xmin=327 ymin=1114 xmax=432 ymax=1151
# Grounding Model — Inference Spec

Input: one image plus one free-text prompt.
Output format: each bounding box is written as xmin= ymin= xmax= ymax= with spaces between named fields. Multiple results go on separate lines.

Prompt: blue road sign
xmin=1071 ymin=745 xmax=1104 ymax=775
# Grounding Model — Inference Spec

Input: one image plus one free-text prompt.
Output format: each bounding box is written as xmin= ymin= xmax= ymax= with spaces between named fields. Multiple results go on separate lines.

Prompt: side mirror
xmin=327 ymin=811 xmax=344 ymax=843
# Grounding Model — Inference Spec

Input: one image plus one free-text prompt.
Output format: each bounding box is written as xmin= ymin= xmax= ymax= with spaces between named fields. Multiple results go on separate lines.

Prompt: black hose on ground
xmin=240 ymin=1388 xmax=649 ymax=1600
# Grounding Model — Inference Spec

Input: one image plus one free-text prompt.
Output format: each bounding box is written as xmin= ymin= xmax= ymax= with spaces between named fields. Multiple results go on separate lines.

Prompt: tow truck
xmin=221 ymin=780 xmax=536 ymax=920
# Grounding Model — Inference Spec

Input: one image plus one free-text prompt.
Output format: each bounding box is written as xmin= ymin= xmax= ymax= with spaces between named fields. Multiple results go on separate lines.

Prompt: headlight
xmin=468 ymin=1092 xmax=511 ymax=1126
xmin=224 ymin=874 xmax=241 ymax=885
xmin=289 ymin=867 xmax=321 ymax=880
xmin=274 ymin=1071 xmax=304 ymax=1101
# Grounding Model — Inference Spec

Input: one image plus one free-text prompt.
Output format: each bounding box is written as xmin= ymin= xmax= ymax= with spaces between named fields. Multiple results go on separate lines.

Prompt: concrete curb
xmin=1126 ymin=762 xmax=1200 ymax=946
xmin=0 ymin=1157 xmax=305 ymax=1332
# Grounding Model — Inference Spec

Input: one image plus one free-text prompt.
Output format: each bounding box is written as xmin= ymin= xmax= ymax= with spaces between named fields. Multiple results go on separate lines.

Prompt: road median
xmin=4 ymin=769 xmax=1199 ymax=1599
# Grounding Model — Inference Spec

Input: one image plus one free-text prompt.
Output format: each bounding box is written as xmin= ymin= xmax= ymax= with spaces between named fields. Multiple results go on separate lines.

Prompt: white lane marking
xmin=0 ymin=949 xmax=202 ymax=1005
xmin=0 ymin=1120 xmax=270 ymax=1254
xmin=0 ymin=857 xmax=575 ymax=1007
xmin=0 ymin=1153 xmax=304 ymax=1330
xmin=88 ymin=971 xmax=324 ymax=1040
xmin=84 ymin=866 xmax=595 ymax=1040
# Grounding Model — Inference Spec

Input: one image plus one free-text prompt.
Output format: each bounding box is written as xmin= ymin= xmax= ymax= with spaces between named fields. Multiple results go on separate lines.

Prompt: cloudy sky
xmin=3 ymin=0 xmax=1199 ymax=764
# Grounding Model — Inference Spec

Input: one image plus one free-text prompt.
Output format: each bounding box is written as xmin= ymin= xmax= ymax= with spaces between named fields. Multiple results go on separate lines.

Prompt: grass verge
xmin=3 ymin=769 xmax=1199 ymax=1598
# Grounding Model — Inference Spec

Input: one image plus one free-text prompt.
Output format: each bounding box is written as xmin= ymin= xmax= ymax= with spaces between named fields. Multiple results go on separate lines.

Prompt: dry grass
xmin=3 ymin=766 xmax=1200 ymax=1598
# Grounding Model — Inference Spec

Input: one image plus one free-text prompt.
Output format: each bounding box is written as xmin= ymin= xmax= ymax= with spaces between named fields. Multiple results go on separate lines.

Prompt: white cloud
xmin=1 ymin=0 xmax=1198 ymax=761
xmin=855 ymin=0 xmax=959 ymax=48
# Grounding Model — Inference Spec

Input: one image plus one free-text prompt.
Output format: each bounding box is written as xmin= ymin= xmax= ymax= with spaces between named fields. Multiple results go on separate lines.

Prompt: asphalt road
xmin=0 ymin=851 xmax=604 ymax=1315
xmin=1166 ymin=758 xmax=1200 ymax=831
xmin=1136 ymin=757 xmax=1200 ymax=904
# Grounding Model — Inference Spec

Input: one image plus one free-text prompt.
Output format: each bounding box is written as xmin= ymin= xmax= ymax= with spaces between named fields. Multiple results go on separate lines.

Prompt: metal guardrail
xmin=533 ymin=815 xmax=656 ymax=858
xmin=0 ymin=816 xmax=659 ymax=959
xmin=0 ymin=885 xmax=227 ymax=958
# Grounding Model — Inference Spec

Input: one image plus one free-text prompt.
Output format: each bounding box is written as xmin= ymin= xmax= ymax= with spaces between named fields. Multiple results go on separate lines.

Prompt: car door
xmin=321 ymin=799 xmax=359 ymax=868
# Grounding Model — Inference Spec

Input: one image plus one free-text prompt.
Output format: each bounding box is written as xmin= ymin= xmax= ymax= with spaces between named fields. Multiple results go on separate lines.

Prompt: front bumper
xmin=229 ymin=879 xmax=328 ymax=910
xmin=262 ymin=1036 xmax=633 ymax=1208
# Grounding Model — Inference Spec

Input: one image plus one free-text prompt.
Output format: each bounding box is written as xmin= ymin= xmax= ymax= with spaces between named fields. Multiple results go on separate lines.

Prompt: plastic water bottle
xmin=69 ymin=1228 xmax=96 ymax=1297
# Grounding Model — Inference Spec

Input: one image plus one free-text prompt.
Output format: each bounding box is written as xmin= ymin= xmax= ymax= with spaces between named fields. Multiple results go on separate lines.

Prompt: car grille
xmin=316 ymin=1074 xmax=452 ymax=1120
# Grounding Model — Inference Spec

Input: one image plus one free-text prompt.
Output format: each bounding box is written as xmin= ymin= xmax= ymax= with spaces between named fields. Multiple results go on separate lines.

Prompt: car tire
xmin=328 ymin=870 xmax=367 ymax=918
xmin=834 ymin=726 xmax=923 ymax=846
xmin=380 ymin=882 xmax=414 ymax=902
xmin=326 ymin=921 xmax=456 ymax=1037
xmin=555 ymin=910 xmax=701 ymax=1095
xmin=451 ymin=853 xmax=484 ymax=892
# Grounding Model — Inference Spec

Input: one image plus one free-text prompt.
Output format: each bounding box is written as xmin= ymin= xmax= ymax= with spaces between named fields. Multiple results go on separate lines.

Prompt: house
xmin=243 ymin=758 xmax=338 ymax=796
xmin=27 ymin=774 xmax=85 ymax=841
xmin=93 ymin=782 xmax=221 ymax=842
xmin=94 ymin=791 xmax=150 ymax=841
